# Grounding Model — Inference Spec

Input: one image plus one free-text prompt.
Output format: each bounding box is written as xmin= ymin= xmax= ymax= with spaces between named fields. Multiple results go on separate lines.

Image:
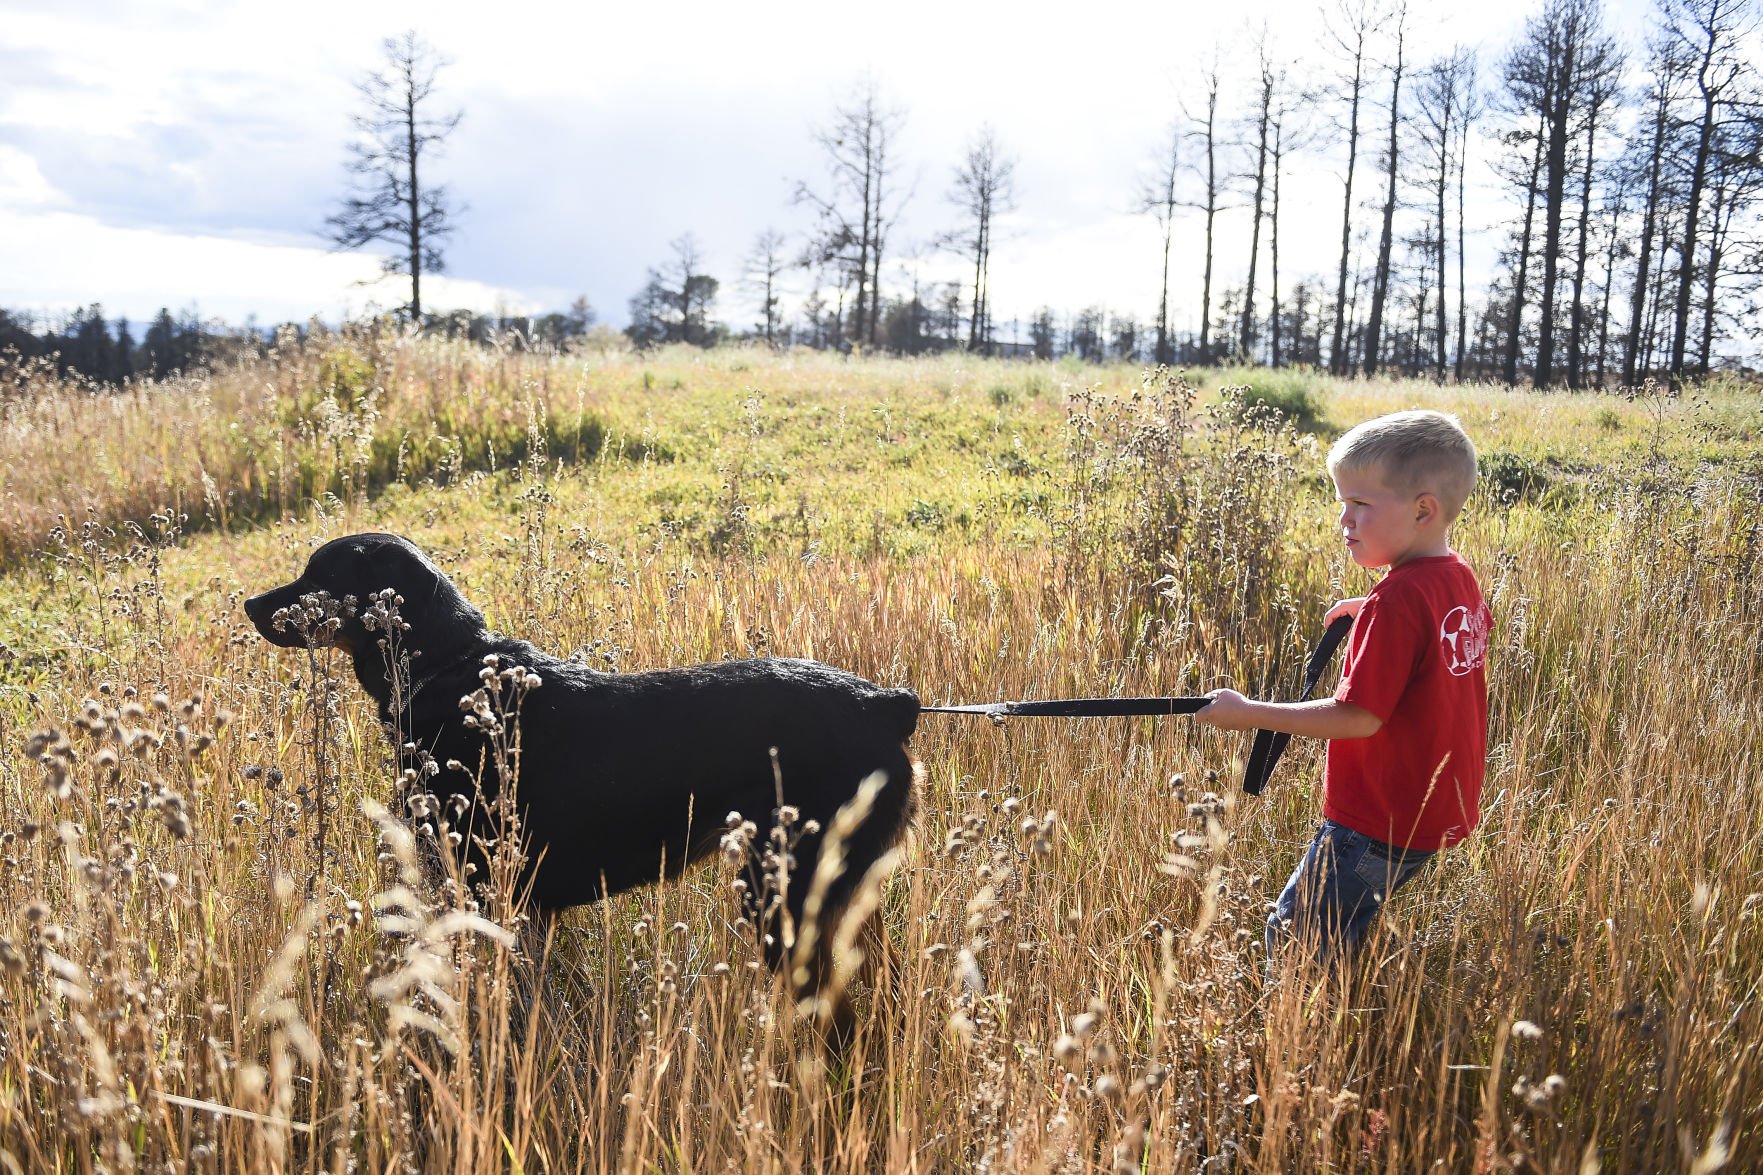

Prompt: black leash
xmin=1241 ymin=614 xmax=1355 ymax=796
xmin=920 ymin=696 xmax=1213 ymax=719
xmin=920 ymin=614 xmax=1355 ymax=796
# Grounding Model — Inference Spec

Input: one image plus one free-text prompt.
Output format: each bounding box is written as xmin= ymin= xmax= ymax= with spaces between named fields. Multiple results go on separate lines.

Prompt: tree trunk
xmin=1642 ymin=213 xmax=1677 ymax=372
xmin=1348 ymin=254 xmax=1365 ymax=369
xmin=1413 ymin=261 xmax=1430 ymax=377
xmin=1156 ymin=220 xmax=1173 ymax=365
xmin=1362 ymin=10 xmax=1405 ymax=377
xmin=969 ymin=211 xmax=985 ymax=351
xmin=1270 ymin=118 xmax=1284 ymax=368
xmin=867 ymin=174 xmax=885 ymax=348
xmin=1504 ymin=114 xmax=1548 ymax=386
xmin=1198 ymin=83 xmax=1220 ymax=365
xmin=1670 ymin=34 xmax=1722 ymax=380
xmin=1475 ymin=307 xmax=1493 ymax=377
xmin=855 ymin=141 xmax=873 ymax=347
xmin=1595 ymin=178 xmax=1624 ymax=386
xmin=1566 ymin=97 xmax=1600 ymax=390
xmin=1434 ymin=87 xmax=1452 ymax=380
xmin=1535 ymin=35 xmax=1572 ymax=388
xmin=1697 ymin=177 xmax=1730 ymax=376
xmin=1241 ymin=65 xmax=1273 ymax=361
xmin=1455 ymin=96 xmax=1471 ymax=383
xmin=406 ymin=81 xmax=422 ymax=322
xmin=1622 ymin=78 xmax=1672 ymax=387
xmin=1330 ymin=40 xmax=1366 ymax=375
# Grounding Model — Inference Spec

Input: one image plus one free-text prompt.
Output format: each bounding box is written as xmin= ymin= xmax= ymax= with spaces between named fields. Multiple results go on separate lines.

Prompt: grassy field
xmin=0 ymin=335 xmax=1759 ymax=1171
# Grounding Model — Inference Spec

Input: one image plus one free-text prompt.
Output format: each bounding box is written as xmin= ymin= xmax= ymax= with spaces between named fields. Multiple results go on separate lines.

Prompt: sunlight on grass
xmin=0 ymin=334 xmax=1758 ymax=1170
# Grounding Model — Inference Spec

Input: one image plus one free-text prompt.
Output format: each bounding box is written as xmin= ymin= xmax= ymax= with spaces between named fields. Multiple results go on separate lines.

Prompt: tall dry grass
xmin=0 ymin=339 xmax=1758 ymax=1171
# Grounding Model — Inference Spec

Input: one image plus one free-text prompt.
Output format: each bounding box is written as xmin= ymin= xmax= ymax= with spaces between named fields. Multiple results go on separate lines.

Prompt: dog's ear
xmin=349 ymin=535 xmax=488 ymax=659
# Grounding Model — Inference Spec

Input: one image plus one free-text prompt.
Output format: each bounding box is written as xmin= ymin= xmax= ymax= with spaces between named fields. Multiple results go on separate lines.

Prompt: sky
xmin=1 ymin=0 xmax=1667 ymax=339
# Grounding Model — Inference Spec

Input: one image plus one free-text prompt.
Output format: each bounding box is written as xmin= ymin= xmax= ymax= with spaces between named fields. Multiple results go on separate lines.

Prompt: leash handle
xmin=1242 ymin=614 xmax=1355 ymax=796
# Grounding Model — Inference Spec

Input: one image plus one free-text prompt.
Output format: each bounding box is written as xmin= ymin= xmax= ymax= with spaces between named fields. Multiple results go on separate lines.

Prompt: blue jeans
xmin=1266 ymin=819 xmax=1435 ymax=974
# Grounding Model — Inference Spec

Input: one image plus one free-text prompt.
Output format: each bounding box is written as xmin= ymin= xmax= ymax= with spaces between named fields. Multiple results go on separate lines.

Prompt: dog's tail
xmin=879 ymin=688 xmax=921 ymax=741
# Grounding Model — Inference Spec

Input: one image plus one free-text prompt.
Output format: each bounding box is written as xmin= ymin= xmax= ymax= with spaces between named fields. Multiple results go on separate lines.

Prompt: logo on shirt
xmin=1440 ymin=605 xmax=1489 ymax=676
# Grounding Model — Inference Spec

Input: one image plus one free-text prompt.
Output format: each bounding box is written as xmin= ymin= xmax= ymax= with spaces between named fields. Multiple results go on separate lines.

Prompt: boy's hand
xmin=1324 ymin=596 xmax=1369 ymax=626
xmin=1194 ymin=688 xmax=1257 ymax=731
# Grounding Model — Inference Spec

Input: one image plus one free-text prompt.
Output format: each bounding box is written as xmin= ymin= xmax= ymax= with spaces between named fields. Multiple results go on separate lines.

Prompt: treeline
xmin=626 ymin=0 xmax=1761 ymax=385
xmin=0 ymin=307 xmax=231 ymax=384
xmin=15 ymin=0 xmax=1760 ymax=389
xmin=0 ymin=299 xmax=607 ymax=385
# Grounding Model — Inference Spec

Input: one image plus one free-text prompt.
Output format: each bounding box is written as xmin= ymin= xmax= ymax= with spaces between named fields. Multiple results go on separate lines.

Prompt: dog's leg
xmin=848 ymin=907 xmax=895 ymax=1015
xmin=804 ymin=753 xmax=919 ymax=1051
xmin=797 ymin=923 xmax=859 ymax=1055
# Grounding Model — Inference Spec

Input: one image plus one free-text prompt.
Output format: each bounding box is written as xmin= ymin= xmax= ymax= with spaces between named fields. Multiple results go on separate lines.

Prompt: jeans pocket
xmin=1350 ymin=837 xmax=1404 ymax=896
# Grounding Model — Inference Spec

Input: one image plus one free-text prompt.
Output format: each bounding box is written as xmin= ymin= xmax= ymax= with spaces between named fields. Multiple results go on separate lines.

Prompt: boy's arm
xmin=1193 ymin=690 xmax=1383 ymax=739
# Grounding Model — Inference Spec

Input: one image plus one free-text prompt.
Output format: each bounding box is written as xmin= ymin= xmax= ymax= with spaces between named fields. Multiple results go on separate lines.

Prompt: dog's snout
xmin=244 ymin=590 xmax=283 ymax=625
xmin=245 ymin=584 xmax=308 ymax=647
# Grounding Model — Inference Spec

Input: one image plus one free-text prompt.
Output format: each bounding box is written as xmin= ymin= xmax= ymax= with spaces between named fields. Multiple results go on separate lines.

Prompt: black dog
xmin=245 ymin=533 xmax=920 ymax=1012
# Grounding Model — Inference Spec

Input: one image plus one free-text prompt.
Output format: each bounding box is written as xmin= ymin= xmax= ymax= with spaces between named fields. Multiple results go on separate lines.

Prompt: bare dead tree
xmin=1239 ymin=29 xmax=1282 ymax=361
xmin=1139 ymin=124 xmax=1183 ymax=365
xmin=1415 ymin=48 xmax=1476 ymax=380
xmin=1324 ymin=0 xmax=1387 ymax=374
xmin=1623 ymin=39 xmax=1691 ymax=386
xmin=326 ymin=31 xmax=462 ymax=323
xmin=1566 ymin=31 xmax=1625 ymax=389
xmin=744 ymin=229 xmax=790 ymax=347
xmin=1661 ymin=0 xmax=1758 ymax=380
xmin=1500 ymin=112 xmax=1549 ymax=385
xmin=1641 ymin=204 xmax=1682 ymax=368
xmin=1455 ymin=58 xmax=1483 ymax=382
xmin=1497 ymin=3 xmax=1572 ymax=388
xmin=942 ymin=127 xmax=1018 ymax=353
xmin=1695 ymin=112 xmax=1763 ymax=371
xmin=1181 ymin=63 xmax=1229 ymax=365
xmin=1266 ymin=90 xmax=1317 ymax=369
xmin=1533 ymin=0 xmax=1582 ymax=387
xmin=1595 ymin=166 xmax=1631 ymax=384
xmin=1362 ymin=1 xmax=1408 ymax=377
xmin=795 ymin=78 xmax=907 ymax=350
xmin=1503 ymin=0 xmax=1622 ymax=388
xmin=1269 ymin=107 xmax=1287 ymax=367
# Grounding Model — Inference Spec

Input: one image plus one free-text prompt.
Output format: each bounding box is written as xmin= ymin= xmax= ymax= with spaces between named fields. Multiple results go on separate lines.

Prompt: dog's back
xmin=409 ymin=644 xmax=920 ymax=912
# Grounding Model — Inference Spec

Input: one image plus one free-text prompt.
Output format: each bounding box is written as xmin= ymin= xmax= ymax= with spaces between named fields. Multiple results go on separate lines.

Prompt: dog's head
xmin=244 ymin=533 xmax=486 ymax=662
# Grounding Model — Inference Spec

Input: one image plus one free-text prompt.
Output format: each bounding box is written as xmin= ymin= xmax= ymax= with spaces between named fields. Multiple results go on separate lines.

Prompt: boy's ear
xmin=1415 ymin=491 xmax=1441 ymax=525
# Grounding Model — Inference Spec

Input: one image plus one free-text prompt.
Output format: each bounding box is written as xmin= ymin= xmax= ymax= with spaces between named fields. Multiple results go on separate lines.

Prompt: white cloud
xmin=0 ymin=145 xmax=57 ymax=207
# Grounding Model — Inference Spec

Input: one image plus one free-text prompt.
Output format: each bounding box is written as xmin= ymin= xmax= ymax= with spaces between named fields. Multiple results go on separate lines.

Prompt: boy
xmin=1195 ymin=410 xmax=1491 ymax=972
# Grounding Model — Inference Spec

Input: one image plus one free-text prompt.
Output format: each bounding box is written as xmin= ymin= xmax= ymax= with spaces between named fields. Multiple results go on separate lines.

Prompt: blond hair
xmin=1327 ymin=410 xmax=1478 ymax=521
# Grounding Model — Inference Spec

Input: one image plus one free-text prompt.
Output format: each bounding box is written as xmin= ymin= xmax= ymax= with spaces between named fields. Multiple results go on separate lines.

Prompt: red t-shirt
xmin=1325 ymin=551 xmax=1491 ymax=850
